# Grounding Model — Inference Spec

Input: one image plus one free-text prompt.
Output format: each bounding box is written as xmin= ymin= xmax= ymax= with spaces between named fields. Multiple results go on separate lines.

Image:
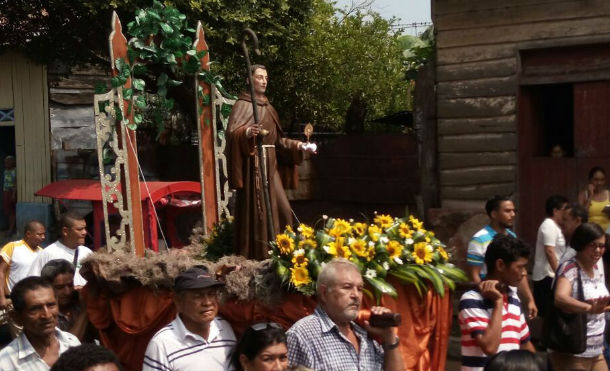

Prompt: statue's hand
xmin=300 ymin=142 xmax=317 ymax=154
xmin=246 ymin=124 xmax=262 ymax=138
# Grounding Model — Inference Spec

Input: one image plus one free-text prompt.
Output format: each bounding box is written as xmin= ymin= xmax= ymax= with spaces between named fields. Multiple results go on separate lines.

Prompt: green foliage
xmin=201 ymin=218 xmax=235 ymax=262
xmin=272 ymin=1 xmax=409 ymax=131
xmin=106 ymin=1 xmax=236 ymax=134
xmin=396 ymin=27 xmax=435 ymax=110
xmin=400 ymin=26 xmax=435 ymax=81
xmin=3 ymin=0 xmax=410 ymax=134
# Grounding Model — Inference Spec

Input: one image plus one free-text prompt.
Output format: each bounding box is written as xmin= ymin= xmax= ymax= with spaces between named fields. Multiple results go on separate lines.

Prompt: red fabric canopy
xmin=35 ymin=179 xmax=202 ymax=251
xmin=35 ymin=179 xmax=201 ymax=203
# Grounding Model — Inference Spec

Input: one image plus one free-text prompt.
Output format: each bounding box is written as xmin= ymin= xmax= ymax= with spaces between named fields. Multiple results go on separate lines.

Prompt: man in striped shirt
xmin=459 ymin=234 xmax=536 ymax=371
xmin=143 ymin=266 xmax=236 ymax=371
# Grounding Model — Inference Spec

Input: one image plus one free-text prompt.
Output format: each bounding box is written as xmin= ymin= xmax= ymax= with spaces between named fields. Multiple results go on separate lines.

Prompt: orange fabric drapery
xmin=86 ymin=286 xmax=176 ymax=371
xmin=86 ymin=283 xmax=452 ymax=371
xmin=372 ymin=278 xmax=453 ymax=371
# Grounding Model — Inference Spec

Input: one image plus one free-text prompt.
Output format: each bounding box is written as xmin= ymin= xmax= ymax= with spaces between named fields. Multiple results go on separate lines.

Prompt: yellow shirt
xmin=0 ymin=240 xmax=42 ymax=292
xmin=589 ymin=198 xmax=610 ymax=232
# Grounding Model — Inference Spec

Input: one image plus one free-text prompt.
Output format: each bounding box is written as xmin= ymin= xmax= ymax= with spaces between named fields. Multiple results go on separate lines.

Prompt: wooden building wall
xmin=433 ymin=0 xmax=610 ymax=209
xmin=0 ymin=52 xmax=51 ymax=203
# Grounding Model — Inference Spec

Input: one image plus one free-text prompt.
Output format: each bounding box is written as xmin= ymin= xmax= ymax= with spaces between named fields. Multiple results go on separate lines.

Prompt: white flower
xmin=293 ymin=249 xmax=305 ymax=256
xmin=349 ymin=218 xmax=354 ymax=223
xmin=364 ymin=269 xmax=377 ymax=279
xmin=382 ymin=261 xmax=390 ymax=270
xmin=380 ymin=236 xmax=389 ymax=244
xmin=368 ymin=241 xmax=376 ymax=247
xmin=268 ymin=250 xmax=273 ymax=255
xmin=393 ymin=257 xmax=404 ymax=265
xmin=406 ymin=238 xmax=414 ymax=245
xmin=348 ymin=237 xmax=355 ymax=245
xmin=323 ymin=245 xmax=330 ymax=253
xmin=322 ymin=214 xmax=328 ymax=220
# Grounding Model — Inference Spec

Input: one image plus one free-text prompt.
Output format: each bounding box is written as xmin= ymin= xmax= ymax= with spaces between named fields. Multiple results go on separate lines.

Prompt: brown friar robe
xmin=226 ymin=92 xmax=303 ymax=260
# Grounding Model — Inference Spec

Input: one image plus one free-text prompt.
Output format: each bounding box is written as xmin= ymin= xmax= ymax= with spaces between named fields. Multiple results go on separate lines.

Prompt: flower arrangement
xmin=269 ymin=214 xmax=467 ymax=300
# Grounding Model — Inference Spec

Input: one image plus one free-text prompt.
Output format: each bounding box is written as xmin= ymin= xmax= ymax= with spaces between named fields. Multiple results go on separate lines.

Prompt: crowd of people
xmin=2 ymin=166 xmax=610 ymax=371
xmin=460 ymin=166 xmax=610 ymax=371
xmin=0 ymin=208 xmax=405 ymax=371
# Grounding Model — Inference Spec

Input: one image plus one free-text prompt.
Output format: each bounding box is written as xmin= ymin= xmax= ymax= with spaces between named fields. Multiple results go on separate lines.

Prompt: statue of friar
xmin=226 ymin=64 xmax=316 ymax=260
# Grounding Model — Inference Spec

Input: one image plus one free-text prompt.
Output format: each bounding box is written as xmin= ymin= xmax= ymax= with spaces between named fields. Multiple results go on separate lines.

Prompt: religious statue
xmin=226 ymin=65 xmax=316 ymax=260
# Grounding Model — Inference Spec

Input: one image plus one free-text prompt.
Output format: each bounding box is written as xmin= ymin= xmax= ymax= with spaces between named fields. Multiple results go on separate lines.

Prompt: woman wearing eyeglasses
xmin=231 ymin=323 xmax=290 ymax=371
xmin=551 ymin=223 xmax=610 ymax=371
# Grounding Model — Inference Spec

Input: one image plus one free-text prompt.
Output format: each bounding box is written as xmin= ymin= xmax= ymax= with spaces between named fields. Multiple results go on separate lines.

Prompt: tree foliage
xmin=397 ymin=27 xmax=435 ymax=110
xmin=1 ymin=0 xmax=408 ymax=133
xmin=400 ymin=26 xmax=435 ymax=81
xmin=272 ymin=0 xmax=408 ymax=131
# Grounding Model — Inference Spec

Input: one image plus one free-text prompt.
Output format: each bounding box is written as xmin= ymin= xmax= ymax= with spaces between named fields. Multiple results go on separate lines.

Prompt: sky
xmin=334 ymin=0 xmax=432 ymax=31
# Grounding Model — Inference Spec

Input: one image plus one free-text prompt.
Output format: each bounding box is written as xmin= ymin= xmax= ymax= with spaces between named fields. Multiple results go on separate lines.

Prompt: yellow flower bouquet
xmin=269 ymin=214 xmax=467 ymax=300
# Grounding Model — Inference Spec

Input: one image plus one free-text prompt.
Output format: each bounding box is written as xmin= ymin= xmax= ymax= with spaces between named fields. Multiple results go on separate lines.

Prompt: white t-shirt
xmin=0 ymin=240 xmax=42 ymax=292
xmin=556 ymin=259 xmax=609 ymax=357
xmin=533 ymin=218 xmax=566 ymax=281
xmin=27 ymin=241 xmax=93 ymax=286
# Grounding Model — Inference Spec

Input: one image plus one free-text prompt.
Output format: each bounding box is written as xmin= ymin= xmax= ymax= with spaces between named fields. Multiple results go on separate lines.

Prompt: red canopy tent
xmin=35 ymin=179 xmax=202 ymax=251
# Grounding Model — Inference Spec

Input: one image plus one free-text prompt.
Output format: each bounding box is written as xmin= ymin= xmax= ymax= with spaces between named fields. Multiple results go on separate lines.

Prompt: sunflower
xmin=438 ymin=246 xmax=449 ymax=261
xmin=353 ymin=222 xmax=367 ymax=236
xmin=398 ymin=223 xmax=412 ymax=239
xmin=276 ymin=233 xmax=295 ymax=255
xmin=386 ymin=240 xmax=403 ymax=259
xmin=326 ymin=237 xmax=351 ymax=259
xmin=285 ymin=225 xmax=294 ymax=234
xmin=298 ymin=239 xmax=317 ymax=250
xmin=329 ymin=219 xmax=351 ymax=237
xmin=337 ymin=244 xmax=352 ymax=259
xmin=366 ymin=247 xmax=376 ymax=261
xmin=292 ymin=249 xmax=309 ymax=266
xmin=409 ymin=216 xmax=424 ymax=231
xmin=298 ymin=224 xmax=314 ymax=239
xmin=374 ymin=214 xmax=394 ymax=229
xmin=290 ymin=266 xmax=312 ymax=286
xmin=412 ymin=242 xmax=433 ymax=265
xmin=368 ymin=225 xmax=382 ymax=241
xmin=350 ymin=239 xmax=368 ymax=258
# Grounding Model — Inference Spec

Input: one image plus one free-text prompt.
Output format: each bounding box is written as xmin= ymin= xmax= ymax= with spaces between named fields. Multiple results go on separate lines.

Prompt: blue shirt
xmin=467 ymin=225 xmax=516 ymax=278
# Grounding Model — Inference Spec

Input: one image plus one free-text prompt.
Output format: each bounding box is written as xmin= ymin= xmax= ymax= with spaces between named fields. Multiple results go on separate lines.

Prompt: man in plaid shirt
xmin=287 ymin=258 xmax=404 ymax=371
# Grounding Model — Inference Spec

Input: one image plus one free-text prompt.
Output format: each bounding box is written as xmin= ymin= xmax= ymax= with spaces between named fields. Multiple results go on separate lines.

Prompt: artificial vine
xmin=110 ymin=1 xmax=235 ymax=134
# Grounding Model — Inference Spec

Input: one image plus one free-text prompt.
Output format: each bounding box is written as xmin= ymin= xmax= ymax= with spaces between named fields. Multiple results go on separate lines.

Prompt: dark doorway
xmin=534 ymin=83 xmax=574 ymax=157
xmin=519 ymin=81 xmax=610 ymax=245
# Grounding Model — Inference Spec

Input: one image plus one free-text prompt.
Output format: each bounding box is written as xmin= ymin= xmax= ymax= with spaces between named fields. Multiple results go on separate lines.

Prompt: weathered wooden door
xmin=0 ymin=53 xmax=51 ymax=205
xmin=518 ymin=81 xmax=610 ymax=245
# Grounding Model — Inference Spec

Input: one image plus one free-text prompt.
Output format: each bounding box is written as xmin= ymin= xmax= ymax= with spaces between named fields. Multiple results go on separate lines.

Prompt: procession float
xmin=76 ymin=4 xmax=466 ymax=370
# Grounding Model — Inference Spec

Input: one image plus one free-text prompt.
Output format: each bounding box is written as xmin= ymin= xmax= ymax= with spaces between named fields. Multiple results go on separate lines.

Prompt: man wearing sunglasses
xmin=143 ymin=266 xmax=237 ymax=371
xmin=287 ymin=258 xmax=404 ymax=371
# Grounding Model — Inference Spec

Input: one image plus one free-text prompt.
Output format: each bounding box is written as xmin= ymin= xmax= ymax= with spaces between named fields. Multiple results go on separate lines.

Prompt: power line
xmin=390 ymin=21 xmax=433 ymax=35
